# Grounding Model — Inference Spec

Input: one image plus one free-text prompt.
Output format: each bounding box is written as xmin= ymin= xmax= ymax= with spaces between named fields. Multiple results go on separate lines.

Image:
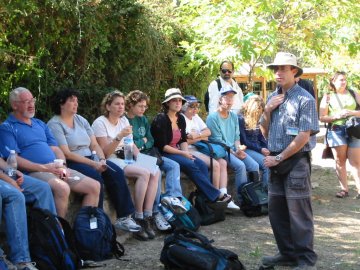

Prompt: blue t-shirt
xmin=206 ymin=111 xmax=240 ymax=150
xmin=0 ymin=114 xmax=58 ymax=163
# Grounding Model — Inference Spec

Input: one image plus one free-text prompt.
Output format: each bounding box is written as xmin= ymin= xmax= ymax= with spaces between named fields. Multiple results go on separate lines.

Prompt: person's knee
xmin=50 ymin=180 xmax=71 ymax=199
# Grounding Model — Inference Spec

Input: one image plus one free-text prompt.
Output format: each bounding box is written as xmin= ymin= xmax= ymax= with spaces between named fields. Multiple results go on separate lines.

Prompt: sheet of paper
xmin=134 ymin=153 xmax=159 ymax=175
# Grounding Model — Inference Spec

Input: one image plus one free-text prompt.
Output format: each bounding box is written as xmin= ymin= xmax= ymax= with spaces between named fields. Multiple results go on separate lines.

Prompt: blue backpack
xmin=160 ymin=195 xmax=201 ymax=232
xmin=27 ymin=207 xmax=81 ymax=270
xmin=73 ymin=206 xmax=124 ymax=261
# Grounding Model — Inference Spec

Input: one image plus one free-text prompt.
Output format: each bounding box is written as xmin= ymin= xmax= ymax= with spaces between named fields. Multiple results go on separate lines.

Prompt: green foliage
xmin=0 ymin=0 xmax=182 ymax=121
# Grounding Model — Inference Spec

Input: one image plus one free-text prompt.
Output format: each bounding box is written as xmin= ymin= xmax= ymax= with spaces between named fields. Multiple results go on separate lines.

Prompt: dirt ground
xmin=96 ymin=142 xmax=360 ymax=270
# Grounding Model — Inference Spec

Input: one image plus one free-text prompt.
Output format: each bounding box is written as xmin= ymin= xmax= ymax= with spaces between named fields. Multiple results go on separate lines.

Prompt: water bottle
xmin=123 ymin=137 xmax=134 ymax=164
xmin=6 ymin=150 xmax=17 ymax=180
xmin=159 ymin=204 xmax=175 ymax=222
xmin=91 ymin=151 xmax=100 ymax=162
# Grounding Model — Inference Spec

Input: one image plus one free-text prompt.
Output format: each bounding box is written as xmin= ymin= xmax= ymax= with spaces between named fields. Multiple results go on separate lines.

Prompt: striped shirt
xmin=266 ymin=84 xmax=319 ymax=153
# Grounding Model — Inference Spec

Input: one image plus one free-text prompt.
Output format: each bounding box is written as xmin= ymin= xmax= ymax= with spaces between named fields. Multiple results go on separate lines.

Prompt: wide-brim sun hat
xmin=267 ymin=52 xmax=303 ymax=77
xmin=184 ymin=95 xmax=202 ymax=104
xmin=162 ymin=88 xmax=186 ymax=104
xmin=219 ymin=85 xmax=237 ymax=96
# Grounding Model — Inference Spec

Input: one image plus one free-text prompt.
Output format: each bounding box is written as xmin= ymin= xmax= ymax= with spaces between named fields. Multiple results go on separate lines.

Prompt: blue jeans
xmin=153 ymin=157 xmax=183 ymax=213
xmin=67 ymin=159 xmax=135 ymax=218
xmin=225 ymin=153 xmax=259 ymax=190
xmin=22 ymin=175 xmax=57 ymax=215
xmin=163 ymin=153 xmax=220 ymax=202
xmin=245 ymin=149 xmax=269 ymax=187
xmin=0 ymin=180 xmax=30 ymax=264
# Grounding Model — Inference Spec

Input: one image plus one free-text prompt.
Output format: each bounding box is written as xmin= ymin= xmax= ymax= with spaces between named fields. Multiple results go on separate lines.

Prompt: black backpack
xmin=239 ymin=181 xmax=268 ymax=217
xmin=73 ymin=206 xmax=124 ymax=261
xmin=189 ymin=190 xmax=227 ymax=226
xmin=204 ymin=78 xmax=222 ymax=112
xmin=160 ymin=228 xmax=245 ymax=270
xmin=27 ymin=207 xmax=81 ymax=270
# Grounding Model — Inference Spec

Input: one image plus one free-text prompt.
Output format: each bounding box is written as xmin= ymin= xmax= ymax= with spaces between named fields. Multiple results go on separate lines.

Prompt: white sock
xmin=220 ymin=187 xmax=227 ymax=194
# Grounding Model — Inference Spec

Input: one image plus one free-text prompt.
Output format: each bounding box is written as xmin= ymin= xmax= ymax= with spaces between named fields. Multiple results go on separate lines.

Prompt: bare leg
xmin=332 ymin=145 xmax=348 ymax=192
xmin=143 ymin=169 xmax=160 ymax=213
xmin=348 ymin=146 xmax=360 ymax=194
xmin=70 ymin=177 xmax=100 ymax=207
xmin=218 ymin=158 xmax=228 ymax=190
xmin=124 ymin=165 xmax=150 ymax=213
xmin=47 ymin=178 xmax=70 ymax=218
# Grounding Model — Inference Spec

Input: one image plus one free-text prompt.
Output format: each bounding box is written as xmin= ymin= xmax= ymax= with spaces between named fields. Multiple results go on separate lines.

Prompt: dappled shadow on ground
xmin=99 ymin=159 xmax=360 ymax=270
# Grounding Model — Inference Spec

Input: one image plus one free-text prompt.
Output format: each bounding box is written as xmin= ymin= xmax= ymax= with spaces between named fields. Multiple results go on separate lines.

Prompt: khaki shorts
xmin=29 ymin=168 xmax=86 ymax=187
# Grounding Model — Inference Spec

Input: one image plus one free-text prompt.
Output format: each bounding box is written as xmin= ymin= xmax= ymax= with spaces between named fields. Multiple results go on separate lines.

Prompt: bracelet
xmin=115 ymin=136 xmax=121 ymax=142
xmin=99 ymin=158 xmax=106 ymax=161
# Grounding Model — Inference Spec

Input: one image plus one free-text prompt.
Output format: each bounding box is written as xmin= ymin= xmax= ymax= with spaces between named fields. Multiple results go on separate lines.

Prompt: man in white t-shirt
xmin=207 ymin=60 xmax=244 ymax=114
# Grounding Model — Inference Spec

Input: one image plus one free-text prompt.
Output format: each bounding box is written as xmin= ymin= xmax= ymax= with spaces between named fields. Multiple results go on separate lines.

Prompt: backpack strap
xmin=216 ymin=78 xmax=222 ymax=91
xmin=111 ymin=225 xmax=126 ymax=260
xmin=197 ymin=140 xmax=214 ymax=182
xmin=348 ymin=89 xmax=360 ymax=110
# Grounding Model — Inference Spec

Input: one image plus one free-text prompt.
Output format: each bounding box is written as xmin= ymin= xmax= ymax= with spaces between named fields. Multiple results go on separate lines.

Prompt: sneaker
xmin=261 ymin=253 xmax=297 ymax=267
xmin=217 ymin=193 xmax=232 ymax=203
xmin=154 ymin=212 xmax=172 ymax=231
xmin=161 ymin=196 xmax=187 ymax=215
xmin=133 ymin=218 xmax=149 ymax=241
xmin=0 ymin=256 xmax=16 ymax=270
xmin=114 ymin=216 xmax=141 ymax=232
xmin=226 ymin=200 xmax=240 ymax=210
xmin=15 ymin=262 xmax=38 ymax=270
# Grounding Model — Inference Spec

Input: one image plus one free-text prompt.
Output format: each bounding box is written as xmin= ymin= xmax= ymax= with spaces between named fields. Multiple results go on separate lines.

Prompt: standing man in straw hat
xmin=259 ymin=52 xmax=319 ymax=270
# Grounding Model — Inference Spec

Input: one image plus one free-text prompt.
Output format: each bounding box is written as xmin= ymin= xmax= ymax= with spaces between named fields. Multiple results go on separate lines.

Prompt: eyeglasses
xmin=16 ymin=98 xmax=37 ymax=105
xmin=137 ymin=105 xmax=148 ymax=110
xmin=221 ymin=69 xmax=233 ymax=74
xmin=189 ymin=104 xmax=200 ymax=109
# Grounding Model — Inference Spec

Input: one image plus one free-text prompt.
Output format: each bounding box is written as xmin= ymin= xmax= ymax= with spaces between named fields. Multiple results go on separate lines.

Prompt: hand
xmin=265 ymin=94 xmax=284 ymax=113
xmin=10 ymin=181 xmax=24 ymax=192
xmin=15 ymin=170 xmax=24 ymax=186
xmin=235 ymin=149 xmax=247 ymax=160
xmin=45 ymin=163 xmax=67 ymax=179
xmin=264 ymin=155 xmax=280 ymax=168
xmin=182 ymin=151 xmax=195 ymax=160
xmin=338 ymin=109 xmax=352 ymax=119
xmin=261 ymin=148 xmax=270 ymax=156
xmin=120 ymin=125 xmax=133 ymax=138
xmin=93 ymin=161 xmax=107 ymax=172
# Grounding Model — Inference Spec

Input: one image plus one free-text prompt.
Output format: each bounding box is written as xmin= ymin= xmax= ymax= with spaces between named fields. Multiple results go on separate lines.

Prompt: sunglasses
xmin=189 ymin=104 xmax=200 ymax=109
xmin=221 ymin=69 xmax=233 ymax=74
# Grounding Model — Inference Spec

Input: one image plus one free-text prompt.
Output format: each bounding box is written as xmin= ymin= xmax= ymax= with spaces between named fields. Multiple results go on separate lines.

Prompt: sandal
xmin=335 ymin=190 xmax=349 ymax=198
xmin=217 ymin=193 xmax=232 ymax=203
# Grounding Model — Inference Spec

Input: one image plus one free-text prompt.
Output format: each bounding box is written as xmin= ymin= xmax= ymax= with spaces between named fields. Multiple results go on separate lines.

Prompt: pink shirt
xmin=169 ymin=129 xmax=181 ymax=148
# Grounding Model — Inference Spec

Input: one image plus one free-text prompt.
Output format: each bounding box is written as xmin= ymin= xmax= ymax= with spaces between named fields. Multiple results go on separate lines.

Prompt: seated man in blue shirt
xmin=0 ymin=87 xmax=100 ymax=218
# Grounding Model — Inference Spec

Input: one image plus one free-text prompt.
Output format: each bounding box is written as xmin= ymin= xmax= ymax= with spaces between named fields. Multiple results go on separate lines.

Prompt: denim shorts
xmin=327 ymin=125 xmax=360 ymax=148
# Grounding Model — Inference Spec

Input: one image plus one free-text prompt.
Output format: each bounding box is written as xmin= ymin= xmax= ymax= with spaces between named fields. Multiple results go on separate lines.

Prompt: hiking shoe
xmin=15 ymin=262 xmax=38 ymax=270
xmin=261 ymin=253 xmax=297 ymax=267
xmin=161 ymin=196 xmax=187 ymax=215
xmin=0 ymin=256 xmax=16 ymax=270
xmin=114 ymin=216 xmax=141 ymax=232
xmin=293 ymin=264 xmax=317 ymax=270
xmin=143 ymin=217 xmax=156 ymax=239
xmin=154 ymin=212 xmax=172 ymax=231
xmin=227 ymin=200 xmax=240 ymax=210
xmin=133 ymin=218 xmax=149 ymax=241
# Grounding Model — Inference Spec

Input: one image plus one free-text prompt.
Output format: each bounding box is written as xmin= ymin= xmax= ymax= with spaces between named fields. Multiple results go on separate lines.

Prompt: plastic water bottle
xmin=6 ymin=150 xmax=17 ymax=180
xmin=159 ymin=204 xmax=175 ymax=222
xmin=91 ymin=151 xmax=100 ymax=162
xmin=123 ymin=137 xmax=134 ymax=164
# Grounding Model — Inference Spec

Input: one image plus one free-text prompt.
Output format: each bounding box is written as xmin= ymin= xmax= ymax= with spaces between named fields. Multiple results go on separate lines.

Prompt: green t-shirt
xmin=328 ymin=91 xmax=357 ymax=125
xmin=126 ymin=115 xmax=154 ymax=151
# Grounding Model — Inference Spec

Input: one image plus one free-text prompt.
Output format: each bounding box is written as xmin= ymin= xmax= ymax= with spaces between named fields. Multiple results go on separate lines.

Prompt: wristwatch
xmin=275 ymin=154 xmax=283 ymax=162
